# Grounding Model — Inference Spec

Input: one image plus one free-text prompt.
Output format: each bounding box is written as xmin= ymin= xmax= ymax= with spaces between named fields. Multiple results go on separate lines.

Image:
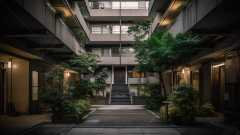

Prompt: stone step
xmin=111 ymin=99 xmax=131 ymax=102
xmin=111 ymin=102 xmax=131 ymax=105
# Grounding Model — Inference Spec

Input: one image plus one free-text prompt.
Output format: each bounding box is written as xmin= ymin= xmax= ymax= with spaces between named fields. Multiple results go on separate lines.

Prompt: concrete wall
xmin=9 ymin=59 xmax=29 ymax=114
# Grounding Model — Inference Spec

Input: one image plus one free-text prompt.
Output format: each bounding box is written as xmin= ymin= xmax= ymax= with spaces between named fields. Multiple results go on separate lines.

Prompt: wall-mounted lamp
xmin=67 ymin=71 xmax=70 ymax=77
xmin=213 ymin=63 xmax=225 ymax=68
xmin=8 ymin=60 xmax=11 ymax=68
xmin=182 ymin=69 xmax=184 ymax=73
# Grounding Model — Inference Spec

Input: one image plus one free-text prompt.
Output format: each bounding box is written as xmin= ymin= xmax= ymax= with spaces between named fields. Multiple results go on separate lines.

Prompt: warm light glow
xmin=129 ymin=48 xmax=134 ymax=52
xmin=182 ymin=69 xmax=184 ymax=73
xmin=213 ymin=63 xmax=225 ymax=68
xmin=8 ymin=61 xmax=11 ymax=68
xmin=67 ymin=72 xmax=70 ymax=77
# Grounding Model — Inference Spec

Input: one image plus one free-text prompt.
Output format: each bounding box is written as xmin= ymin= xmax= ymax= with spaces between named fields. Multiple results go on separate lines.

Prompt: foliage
xmin=162 ymin=31 xmax=199 ymax=86
xmin=160 ymin=103 xmax=179 ymax=121
xmin=177 ymin=0 xmax=192 ymax=11
xmin=167 ymin=18 xmax=177 ymax=29
xmin=78 ymin=30 xmax=85 ymax=36
xmin=93 ymin=68 xmax=109 ymax=96
xmin=54 ymin=8 xmax=65 ymax=21
xmin=38 ymin=66 xmax=91 ymax=116
xmin=61 ymin=52 xmax=101 ymax=98
xmin=197 ymin=103 xmax=218 ymax=117
xmin=86 ymin=22 xmax=89 ymax=27
xmin=170 ymin=83 xmax=199 ymax=122
xmin=141 ymin=82 xmax=161 ymax=96
xmin=77 ymin=1 xmax=84 ymax=14
xmin=79 ymin=41 xmax=85 ymax=48
xmin=127 ymin=21 xmax=151 ymax=40
xmin=145 ymin=94 xmax=165 ymax=110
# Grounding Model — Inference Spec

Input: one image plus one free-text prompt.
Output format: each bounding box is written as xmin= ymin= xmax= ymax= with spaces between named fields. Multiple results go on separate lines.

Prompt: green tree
xmin=162 ymin=32 xmax=199 ymax=87
xmin=94 ymin=67 xmax=109 ymax=96
xmin=128 ymin=22 xmax=168 ymax=100
xmin=61 ymin=51 xmax=101 ymax=98
xmin=128 ymin=21 xmax=199 ymax=100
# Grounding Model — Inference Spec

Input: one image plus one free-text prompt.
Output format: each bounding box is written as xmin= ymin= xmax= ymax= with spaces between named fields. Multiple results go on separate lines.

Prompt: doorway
xmin=212 ymin=66 xmax=225 ymax=112
xmin=114 ymin=67 xmax=125 ymax=84
xmin=0 ymin=62 xmax=4 ymax=115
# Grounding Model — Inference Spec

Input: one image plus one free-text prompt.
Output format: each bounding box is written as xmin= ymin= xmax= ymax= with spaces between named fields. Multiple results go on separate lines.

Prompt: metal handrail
xmin=127 ymin=76 xmax=132 ymax=104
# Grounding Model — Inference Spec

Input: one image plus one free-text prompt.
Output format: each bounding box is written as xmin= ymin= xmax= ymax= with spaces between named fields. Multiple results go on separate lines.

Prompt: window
xmin=102 ymin=26 xmax=112 ymax=34
xmin=92 ymin=26 xmax=101 ymax=34
xmin=132 ymin=69 xmax=144 ymax=78
xmin=121 ymin=26 xmax=129 ymax=34
xmin=92 ymin=48 xmax=101 ymax=56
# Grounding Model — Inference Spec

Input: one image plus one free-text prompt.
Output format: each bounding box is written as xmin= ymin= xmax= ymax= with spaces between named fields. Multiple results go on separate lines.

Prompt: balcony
xmin=90 ymin=77 xmax=112 ymax=84
xmin=98 ymin=55 xmax=120 ymax=65
xmin=166 ymin=0 xmax=224 ymax=37
xmin=129 ymin=78 xmax=159 ymax=84
xmin=16 ymin=0 xmax=85 ymax=55
xmin=121 ymin=55 xmax=137 ymax=65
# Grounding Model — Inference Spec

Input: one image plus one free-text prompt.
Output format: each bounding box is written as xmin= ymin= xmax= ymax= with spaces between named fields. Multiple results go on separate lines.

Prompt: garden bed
xmin=132 ymin=96 xmax=148 ymax=105
xmin=90 ymin=97 xmax=110 ymax=105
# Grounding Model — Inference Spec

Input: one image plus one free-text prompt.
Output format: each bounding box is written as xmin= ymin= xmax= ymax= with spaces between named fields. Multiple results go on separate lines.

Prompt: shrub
xmin=145 ymin=94 xmax=165 ymax=110
xmin=86 ymin=22 xmax=89 ymax=27
xmin=78 ymin=30 xmax=85 ymax=36
xmin=197 ymin=103 xmax=218 ymax=117
xmin=55 ymin=8 xmax=65 ymax=21
xmin=160 ymin=103 xmax=179 ymax=121
xmin=170 ymin=83 xmax=199 ymax=122
xmin=38 ymin=66 xmax=91 ymax=117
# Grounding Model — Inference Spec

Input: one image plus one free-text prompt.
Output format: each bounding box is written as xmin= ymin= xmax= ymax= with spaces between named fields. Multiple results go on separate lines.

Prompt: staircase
xmin=111 ymin=84 xmax=131 ymax=105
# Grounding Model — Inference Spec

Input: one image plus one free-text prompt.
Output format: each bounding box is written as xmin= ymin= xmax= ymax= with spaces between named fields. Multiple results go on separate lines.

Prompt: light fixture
xmin=67 ymin=71 xmax=70 ymax=77
xmin=213 ymin=63 xmax=225 ymax=68
xmin=106 ymin=26 xmax=109 ymax=28
xmin=8 ymin=60 xmax=11 ymax=68
xmin=182 ymin=69 xmax=184 ymax=73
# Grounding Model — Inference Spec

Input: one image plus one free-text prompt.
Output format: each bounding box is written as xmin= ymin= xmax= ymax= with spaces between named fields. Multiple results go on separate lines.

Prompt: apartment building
xmin=0 ymin=0 xmax=239 ymax=124
xmin=149 ymin=0 xmax=240 ymax=124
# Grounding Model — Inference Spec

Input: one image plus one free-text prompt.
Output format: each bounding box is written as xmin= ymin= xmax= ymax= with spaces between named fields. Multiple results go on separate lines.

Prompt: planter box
xmin=52 ymin=115 xmax=79 ymax=123
xmin=90 ymin=97 xmax=109 ymax=105
xmin=132 ymin=96 xmax=148 ymax=105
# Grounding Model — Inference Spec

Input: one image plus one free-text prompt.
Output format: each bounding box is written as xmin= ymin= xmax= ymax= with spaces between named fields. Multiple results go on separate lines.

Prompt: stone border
xmin=142 ymin=106 xmax=160 ymax=119
xmin=82 ymin=106 xmax=100 ymax=120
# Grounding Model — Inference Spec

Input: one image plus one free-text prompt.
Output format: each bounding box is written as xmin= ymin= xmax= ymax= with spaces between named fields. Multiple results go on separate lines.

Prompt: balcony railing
xmin=91 ymin=31 xmax=128 ymax=34
xmin=89 ymin=6 xmax=148 ymax=9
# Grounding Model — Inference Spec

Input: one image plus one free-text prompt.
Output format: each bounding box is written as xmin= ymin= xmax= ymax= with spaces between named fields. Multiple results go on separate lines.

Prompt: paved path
xmin=66 ymin=105 xmax=182 ymax=135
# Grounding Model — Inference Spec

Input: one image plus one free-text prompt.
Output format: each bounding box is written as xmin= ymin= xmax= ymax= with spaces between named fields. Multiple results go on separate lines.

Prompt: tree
xmin=162 ymin=32 xmax=200 ymax=87
xmin=94 ymin=67 xmax=109 ymax=96
xmin=128 ymin=21 xmax=200 ymax=101
xmin=61 ymin=51 xmax=101 ymax=98
xmin=128 ymin=22 xmax=168 ymax=100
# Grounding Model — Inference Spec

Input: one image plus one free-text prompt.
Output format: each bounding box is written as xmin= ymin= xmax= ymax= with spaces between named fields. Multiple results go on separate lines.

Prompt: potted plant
xmin=170 ymin=83 xmax=199 ymax=125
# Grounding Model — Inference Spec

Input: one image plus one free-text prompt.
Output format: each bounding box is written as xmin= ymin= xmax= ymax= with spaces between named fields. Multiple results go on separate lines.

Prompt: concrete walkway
xmin=0 ymin=114 xmax=51 ymax=135
xmin=66 ymin=105 xmax=182 ymax=135
xmin=0 ymin=105 xmax=229 ymax=135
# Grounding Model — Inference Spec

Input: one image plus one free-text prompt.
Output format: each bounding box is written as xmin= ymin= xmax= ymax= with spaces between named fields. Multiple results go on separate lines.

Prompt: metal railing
xmin=89 ymin=6 xmax=148 ymax=9
xmin=127 ymin=76 xmax=132 ymax=104
xmin=91 ymin=31 xmax=128 ymax=34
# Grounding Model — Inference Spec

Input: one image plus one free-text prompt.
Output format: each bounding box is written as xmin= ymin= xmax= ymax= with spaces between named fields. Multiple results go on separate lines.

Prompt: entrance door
xmin=212 ymin=66 xmax=225 ymax=112
xmin=0 ymin=62 xmax=4 ymax=115
xmin=114 ymin=67 xmax=125 ymax=84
